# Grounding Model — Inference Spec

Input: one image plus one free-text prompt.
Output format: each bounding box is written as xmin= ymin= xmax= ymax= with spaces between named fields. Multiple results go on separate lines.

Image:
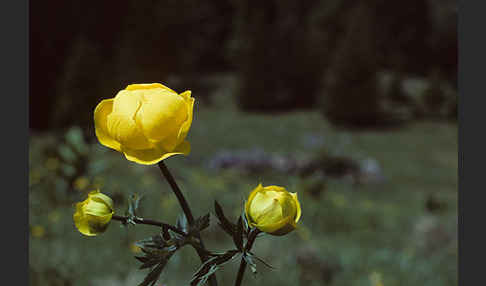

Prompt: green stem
xmin=157 ymin=161 xmax=218 ymax=286
xmin=158 ymin=161 xmax=195 ymax=223
xmin=112 ymin=215 xmax=186 ymax=236
xmin=234 ymin=228 xmax=261 ymax=286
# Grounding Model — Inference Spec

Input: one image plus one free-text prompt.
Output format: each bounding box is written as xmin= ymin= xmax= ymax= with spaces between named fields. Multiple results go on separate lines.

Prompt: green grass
xmin=29 ymin=104 xmax=457 ymax=286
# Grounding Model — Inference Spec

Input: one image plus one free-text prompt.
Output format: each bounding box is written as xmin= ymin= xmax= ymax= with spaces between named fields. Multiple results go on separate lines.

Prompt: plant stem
xmin=112 ymin=215 xmax=187 ymax=236
xmin=234 ymin=229 xmax=261 ymax=286
xmin=158 ymin=161 xmax=195 ymax=223
xmin=157 ymin=161 xmax=218 ymax=286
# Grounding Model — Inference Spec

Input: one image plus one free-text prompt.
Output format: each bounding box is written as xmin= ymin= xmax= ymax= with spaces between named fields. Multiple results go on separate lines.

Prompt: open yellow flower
xmin=73 ymin=190 xmax=114 ymax=236
xmin=245 ymin=184 xmax=301 ymax=236
xmin=94 ymin=83 xmax=194 ymax=165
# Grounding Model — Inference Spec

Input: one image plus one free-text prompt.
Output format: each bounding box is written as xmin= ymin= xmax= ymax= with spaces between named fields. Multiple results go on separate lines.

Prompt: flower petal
xmin=250 ymin=193 xmax=283 ymax=224
xmin=256 ymin=215 xmax=295 ymax=235
xmin=245 ymin=183 xmax=264 ymax=227
xmin=291 ymin=192 xmax=302 ymax=223
xmin=88 ymin=190 xmax=114 ymax=211
xmin=177 ymin=91 xmax=195 ymax=144
xmin=126 ymin=83 xmax=176 ymax=93
xmin=106 ymin=113 xmax=152 ymax=150
xmin=94 ymin=99 xmax=121 ymax=151
xmin=135 ymin=90 xmax=187 ymax=147
xmin=121 ymin=140 xmax=190 ymax=165
xmin=73 ymin=204 xmax=95 ymax=236
xmin=112 ymin=90 xmax=142 ymax=117
xmin=85 ymin=214 xmax=112 ymax=234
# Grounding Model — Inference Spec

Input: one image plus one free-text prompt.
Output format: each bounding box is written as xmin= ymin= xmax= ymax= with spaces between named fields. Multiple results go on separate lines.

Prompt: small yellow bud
xmin=73 ymin=190 xmax=114 ymax=236
xmin=245 ymin=184 xmax=301 ymax=236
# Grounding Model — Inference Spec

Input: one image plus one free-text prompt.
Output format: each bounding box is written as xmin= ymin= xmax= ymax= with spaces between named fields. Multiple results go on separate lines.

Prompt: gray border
xmin=458 ymin=0 xmax=481 ymax=285
xmin=4 ymin=0 xmax=28 ymax=284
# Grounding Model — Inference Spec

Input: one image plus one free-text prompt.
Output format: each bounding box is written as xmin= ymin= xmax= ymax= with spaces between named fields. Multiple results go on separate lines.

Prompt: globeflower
xmin=73 ymin=190 xmax=114 ymax=236
xmin=245 ymin=184 xmax=301 ymax=236
xmin=94 ymin=83 xmax=194 ymax=165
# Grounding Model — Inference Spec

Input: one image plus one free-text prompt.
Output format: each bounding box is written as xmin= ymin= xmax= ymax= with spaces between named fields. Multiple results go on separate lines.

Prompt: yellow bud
xmin=73 ymin=190 xmax=114 ymax=236
xmin=94 ymin=83 xmax=194 ymax=165
xmin=245 ymin=184 xmax=302 ymax=236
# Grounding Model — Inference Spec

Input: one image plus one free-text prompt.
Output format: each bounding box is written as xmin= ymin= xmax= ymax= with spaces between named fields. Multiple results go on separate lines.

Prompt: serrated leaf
xmin=241 ymin=209 xmax=250 ymax=236
xmin=138 ymin=260 xmax=167 ymax=286
xmin=233 ymin=216 xmax=244 ymax=251
xmin=135 ymin=238 xmax=153 ymax=249
xmin=194 ymin=264 xmax=218 ymax=286
xmin=243 ymin=253 xmax=257 ymax=275
xmin=133 ymin=194 xmax=143 ymax=210
xmin=248 ymin=252 xmax=275 ymax=270
xmin=161 ymin=225 xmax=171 ymax=241
xmin=214 ymin=200 xmax=236 ymax=237
xmin=191 ymin=256 xmax=220 ymax=280
xmin=190 ymin=250 xmax=240 ymax=286
xmin=190 ymin=213 xmax=210 ymax=235
xmin=135 ymin=235 xmax=164 ymax=250
xmin=176 ymin=214 xmax=188 ymax=233
xmin=127 ymin=193 xmax=143 ymax=218
xmin=139 ymin=258 xmax=160 ymax=270
xmin=169 ymin=229 xmax=185 ymax=241
xmin=135 ymin=256 xmax=149 ymax=263
xmin=135 ymin=232 xmax=179 ymax=260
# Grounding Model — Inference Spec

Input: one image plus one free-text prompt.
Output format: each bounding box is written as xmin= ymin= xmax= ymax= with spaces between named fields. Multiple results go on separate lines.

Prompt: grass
xmin=29 ymin=103 xmax=457 ymax=286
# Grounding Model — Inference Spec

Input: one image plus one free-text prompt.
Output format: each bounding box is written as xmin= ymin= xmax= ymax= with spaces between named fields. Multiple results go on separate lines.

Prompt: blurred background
xmin=29 ymin=0 xmax=457 ymax=285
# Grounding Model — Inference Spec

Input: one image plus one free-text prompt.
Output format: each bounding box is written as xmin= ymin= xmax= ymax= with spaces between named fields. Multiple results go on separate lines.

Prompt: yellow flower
xmin=73 ymin=190 xmax=114 ymax=236
xmin=45 ymin=157 xmax=60 ymax=171
xmin=245 ymin=184 xmax=301 ymax=236
xmin=31 ymin=225 xmax=46 ymax=238
xmin=73 ymin=176 xmax=90 ymax=191
xmin=130 ymin=243 xmax=142 ymax=253
xmin=94 ymin=83 xmax=195 ymax=165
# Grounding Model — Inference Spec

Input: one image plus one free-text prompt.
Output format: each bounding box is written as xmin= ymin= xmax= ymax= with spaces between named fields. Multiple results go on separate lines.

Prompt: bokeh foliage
xmin=29 ymin=100 xmax=457 ymax=285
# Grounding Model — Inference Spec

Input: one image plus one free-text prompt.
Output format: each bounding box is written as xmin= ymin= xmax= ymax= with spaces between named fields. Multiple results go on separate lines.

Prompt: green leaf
xmin=161 ymin=225 xmax=171 ymax=241
xmin=127 ymin=193 xmax=143 ymax=218
xmin=248 ymin=251 xmax=275 ymax=270
xmin=214 ymin=200 xmax=236 ymax=237
xmin=176 ymin=214 xmax=188 ymax=233
xmin=190 ymin=213 xmax=210 ymax=235
xmin=243 ymin=252 xmax=257 ymax=275
xmin=135 ymin=235 xmax=164 ymax=250
xmin=190 ymin=250 xmax=240 ymax=286
xmin=134 ymin=256 xmax=149 ymax=263
xmin=139 ymin=258 xmax=161 ymax=270
xmin=241 ymin=209 xmax=250 ymax=237
xmin=135 ymin=243 xmax=177 ymax=286
xmin=137 ymin=259 xmax=168 ymax=286
xmin=135 ymin=232 xmax=179 ymax=254
xmin=233 ymin=216 xmax=244 ymax=251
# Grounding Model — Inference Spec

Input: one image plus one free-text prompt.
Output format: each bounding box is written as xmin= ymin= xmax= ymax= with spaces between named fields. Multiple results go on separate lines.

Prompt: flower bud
xmin=245 ymin=184 xmax=301 ymax=236
xmin=73 ymin=190 xmax=114 ymax=236
xmin=94 ymin=83 xmax=194 ymax=165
